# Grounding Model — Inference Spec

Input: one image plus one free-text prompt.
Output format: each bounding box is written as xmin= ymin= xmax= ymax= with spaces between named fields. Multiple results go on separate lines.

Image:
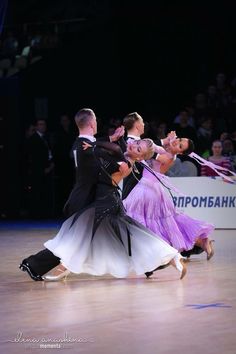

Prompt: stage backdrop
xmin=170 ymin=177 xmax=236 ymax=229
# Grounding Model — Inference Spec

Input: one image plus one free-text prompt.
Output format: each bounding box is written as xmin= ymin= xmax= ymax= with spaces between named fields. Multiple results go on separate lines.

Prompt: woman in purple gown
xmin=123 ymin=137 xmax=215 ymax=259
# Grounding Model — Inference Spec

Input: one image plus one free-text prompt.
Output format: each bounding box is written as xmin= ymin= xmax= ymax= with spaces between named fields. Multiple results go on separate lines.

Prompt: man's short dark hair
xmin=74 ymin=108 xmax=95 ymax=129
xmin=123 ymin=112 xmax=142 ymax=130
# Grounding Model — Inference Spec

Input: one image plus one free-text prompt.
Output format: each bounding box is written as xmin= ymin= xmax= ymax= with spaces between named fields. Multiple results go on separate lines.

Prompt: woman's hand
xmin=82 ymin=141 xmax=93 ymax=150
xmin=111 ymin=161 xmax=132 ymax=186
xmin=167 ymin=131 xmax=177 ymax=141
xmin=119 ymin=161 xmax=132 ymax=178
xmin=158 ymin=154 xmax=174 ymax=174
xmin=109 ymin=126 xmax=125 ymax=142
xmin=162 ymin=131 xmax=177 ymax=147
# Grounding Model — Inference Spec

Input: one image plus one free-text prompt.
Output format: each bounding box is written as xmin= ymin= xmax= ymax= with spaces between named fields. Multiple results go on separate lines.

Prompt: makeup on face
xmin=128 ymin=140 xmax=147 ymax=159
xmin=171 ymin=138 xmax=189 ymax=153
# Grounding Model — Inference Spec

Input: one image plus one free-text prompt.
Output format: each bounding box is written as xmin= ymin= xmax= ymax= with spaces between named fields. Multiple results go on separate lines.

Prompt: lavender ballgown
xmin=123 ymin=163 xmax=214 ymax=251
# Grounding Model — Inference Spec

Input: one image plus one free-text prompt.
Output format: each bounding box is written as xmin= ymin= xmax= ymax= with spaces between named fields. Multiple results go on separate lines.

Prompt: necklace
xmin=124 ymin=153 xmax=135 ymax=167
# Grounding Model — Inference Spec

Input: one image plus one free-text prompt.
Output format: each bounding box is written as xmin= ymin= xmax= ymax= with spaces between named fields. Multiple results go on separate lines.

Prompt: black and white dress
xmin=44 ymin=145 xmax=178 ymax=278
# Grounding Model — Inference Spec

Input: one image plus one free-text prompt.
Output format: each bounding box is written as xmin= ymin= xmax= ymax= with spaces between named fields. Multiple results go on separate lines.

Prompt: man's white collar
xmin=79 ymin=135 xmax=96 ymax=142
xmin=127 ymin=134 xmax=141 ymax=140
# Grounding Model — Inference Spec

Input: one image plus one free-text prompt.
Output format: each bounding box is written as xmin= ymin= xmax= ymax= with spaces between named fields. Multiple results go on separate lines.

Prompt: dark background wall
xmin=1 ymin=1 xmax=236 ymax=218
xmin=3 ymin=1 xmax=236 ymax=122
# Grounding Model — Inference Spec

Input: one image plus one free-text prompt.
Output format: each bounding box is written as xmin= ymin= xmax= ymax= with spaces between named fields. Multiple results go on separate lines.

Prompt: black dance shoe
xmin=145 ymin=271 xmax=154 ymax=278
xmin=19 ymin=260 xmax=43 ymax=281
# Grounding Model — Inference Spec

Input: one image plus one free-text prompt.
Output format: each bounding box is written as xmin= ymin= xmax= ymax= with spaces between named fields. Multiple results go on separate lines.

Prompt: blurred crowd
xmin=1 ymin=29 xmax=236 ymax=218
xmin=19 ymin=71 xmax=236 ymax=218
xmin=0 ymin=28 xmax=59 ymax=77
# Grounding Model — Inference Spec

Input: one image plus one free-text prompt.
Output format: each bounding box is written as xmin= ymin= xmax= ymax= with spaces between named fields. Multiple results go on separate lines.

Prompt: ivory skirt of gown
xmin=45 ymin=184 xmax=178 ymax=278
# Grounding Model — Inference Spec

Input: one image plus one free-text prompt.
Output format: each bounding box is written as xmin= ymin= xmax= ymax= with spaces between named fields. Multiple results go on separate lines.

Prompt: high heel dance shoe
xmin=172 ymin=253 xmax=187 ymax=280
xmin=43 ymin=268 xmax=70 ymax=281
xmin=207 ymin=240 xmax=215 ymax=261
xmin=202 ymin=238 xmax=215 ymax=261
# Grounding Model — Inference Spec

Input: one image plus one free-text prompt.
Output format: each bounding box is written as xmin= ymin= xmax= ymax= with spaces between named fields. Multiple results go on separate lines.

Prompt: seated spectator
xmin=156 ymin=121 xmax=168 ymax=140
xmin=222 ymin=138 xmax=236 ymax=171
xmin=220 ymin=131 xmax=230 ymax=143
xmin=230 ymin=131 xmax=236 ymax=151
xmin=173 ymin=106 xmax=195 ymax=128
xmin=206 ymin=85 xmax=219 ymax=112
xmin=197 ymin=117 xmax=214 ymax=156
xmin=216 ymin=73 xmax=232 ymax=107
xmin=146 ymin=119 xmax=164 ymax=141
xmin=194 ymin=93 xmax=208 ymax=126
xmin=1 ymin=31 xmax=19 ymax=60
xmin=201 ymin=140 xmax=233 ymax=176
xmin=222 ymin=138 xmax=235 ymax=156
xmin=172 ymin=110 xmax=198 ymax=143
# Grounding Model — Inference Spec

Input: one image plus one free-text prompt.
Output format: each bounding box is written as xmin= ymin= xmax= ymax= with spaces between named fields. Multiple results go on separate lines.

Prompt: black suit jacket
xmin=63 ymin=137 xmax=137 ymax=217
xmin=63 ymin=136 xmax=124 ymax=217
xmin=63 ymin=137 xmax=100 ymax=217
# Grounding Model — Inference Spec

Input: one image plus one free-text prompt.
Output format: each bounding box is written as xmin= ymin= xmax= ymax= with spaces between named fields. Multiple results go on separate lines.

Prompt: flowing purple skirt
xmin=123 ymin=176 xmax=214 ymax=251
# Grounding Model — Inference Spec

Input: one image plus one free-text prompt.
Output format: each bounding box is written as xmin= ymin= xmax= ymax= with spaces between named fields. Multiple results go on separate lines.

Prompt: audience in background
xmin=172 ymin=110 xmax=197 ymax=143
xmin=222 ymin=138 xmax=236 ymax=171
xmin=200 ymin=140 xmax=233 ymax=176
xmin=2 ymin=25 xmax=236 ymax=219
xmin=25 ymin=119 xmax=54 ymax=219
xmin=51 ymin=114 xmax=76 ymax=216
xmin=196 ymin=117 xmax=214 ymax=157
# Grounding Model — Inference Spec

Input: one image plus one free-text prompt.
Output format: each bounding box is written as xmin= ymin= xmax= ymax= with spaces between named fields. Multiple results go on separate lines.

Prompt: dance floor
xmin=0 ymin=221 xmax=236 ymax=354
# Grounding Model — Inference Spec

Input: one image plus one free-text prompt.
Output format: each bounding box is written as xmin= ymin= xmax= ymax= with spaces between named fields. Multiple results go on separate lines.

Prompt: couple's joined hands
xmin=162 ymin=131 xmax=177 ymax=147
xmin=109 ymin=125 xmax=125 ymax=142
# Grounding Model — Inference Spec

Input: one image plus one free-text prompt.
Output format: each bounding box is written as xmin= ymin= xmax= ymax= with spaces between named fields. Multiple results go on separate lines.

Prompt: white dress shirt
xmin=127 ymin=134 xmax=141 ymax=142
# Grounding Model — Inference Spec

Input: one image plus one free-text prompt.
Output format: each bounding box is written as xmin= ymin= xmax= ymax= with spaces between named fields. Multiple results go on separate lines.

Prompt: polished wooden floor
xmin=0 ymin=224 xmax=236 ymax=354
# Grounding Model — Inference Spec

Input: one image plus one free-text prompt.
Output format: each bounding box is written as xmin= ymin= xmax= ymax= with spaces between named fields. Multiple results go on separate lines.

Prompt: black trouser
xmin=25 ymin=249 xmax=60 ymax=276
xmin=181 ymin=245 xmax=204 ymax=258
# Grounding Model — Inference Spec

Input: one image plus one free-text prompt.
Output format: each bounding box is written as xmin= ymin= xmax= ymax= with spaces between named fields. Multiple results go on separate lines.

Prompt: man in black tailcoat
xmin=20 ymin=108 xmax=124 ymax=280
